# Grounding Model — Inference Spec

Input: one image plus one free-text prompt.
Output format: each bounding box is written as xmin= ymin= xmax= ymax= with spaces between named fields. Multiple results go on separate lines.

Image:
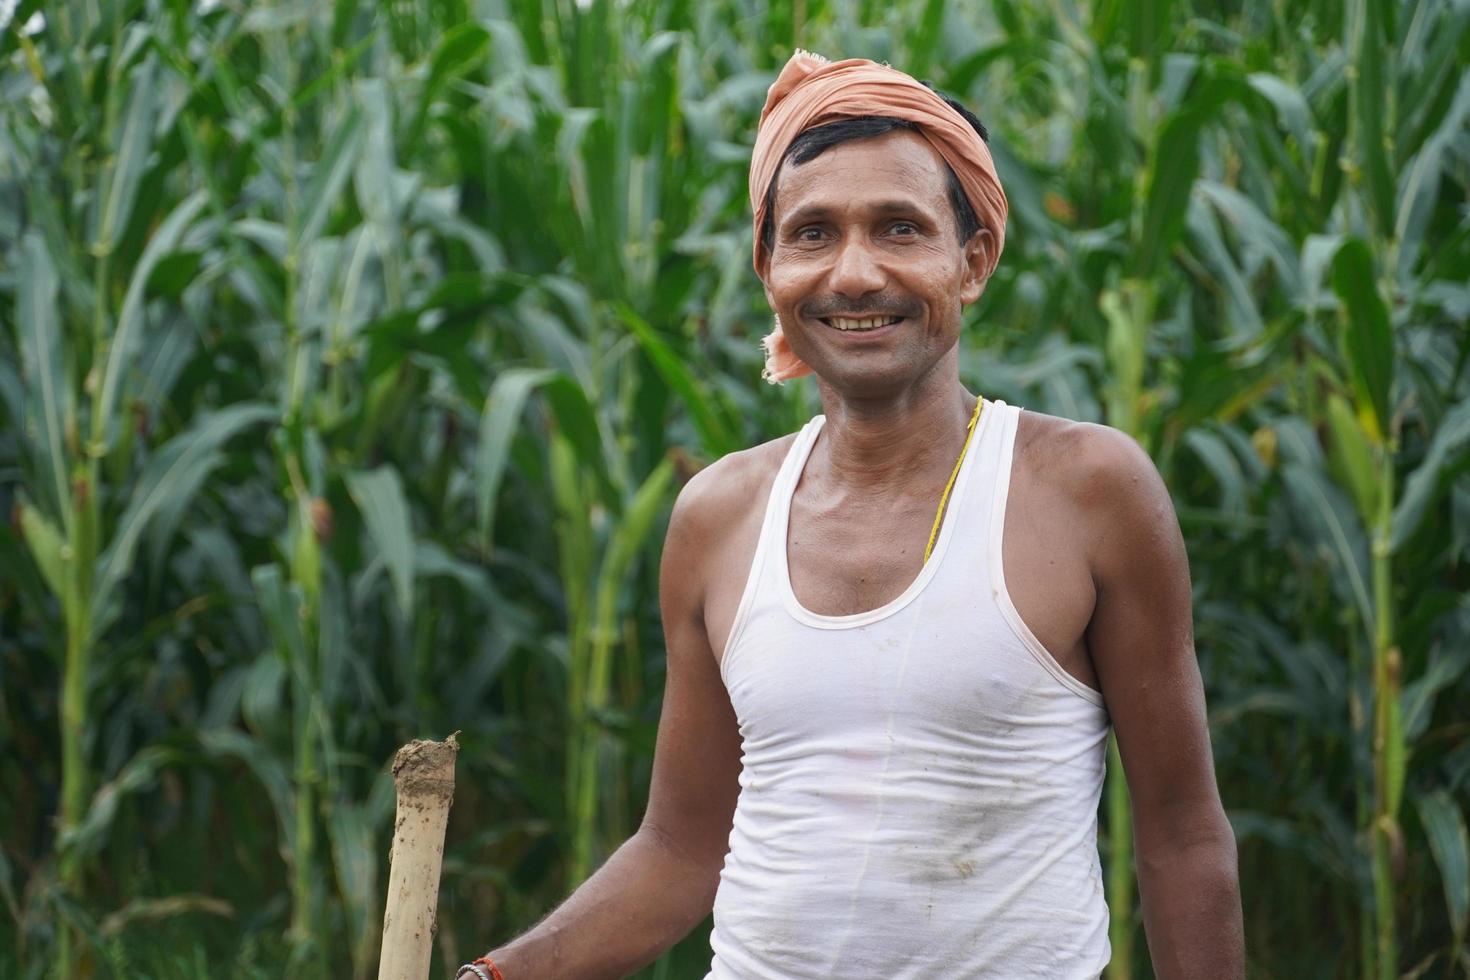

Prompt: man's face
xmin=760 ymin=128 xmax=989 ymax=397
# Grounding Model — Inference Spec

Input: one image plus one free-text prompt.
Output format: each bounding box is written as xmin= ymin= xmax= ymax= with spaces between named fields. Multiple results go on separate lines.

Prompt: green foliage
xmin=1 ymin=0 xmax=1467 ymax=977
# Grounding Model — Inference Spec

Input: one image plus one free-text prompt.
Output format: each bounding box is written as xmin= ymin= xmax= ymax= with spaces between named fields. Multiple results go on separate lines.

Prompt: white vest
xmin=706 ymin=399 xmax=1111 ymax=979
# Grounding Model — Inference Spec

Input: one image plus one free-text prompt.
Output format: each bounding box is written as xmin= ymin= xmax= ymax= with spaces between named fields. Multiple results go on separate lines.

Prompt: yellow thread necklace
xmin=923 ymin=395 xmax=985 ymax=563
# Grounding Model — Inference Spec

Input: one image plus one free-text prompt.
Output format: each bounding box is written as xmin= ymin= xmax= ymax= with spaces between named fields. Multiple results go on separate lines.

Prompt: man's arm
xmin=473 ymin=467 xmax=744 ymax=979
xmin=1080 ymin=426 xmax=1244 ymax=979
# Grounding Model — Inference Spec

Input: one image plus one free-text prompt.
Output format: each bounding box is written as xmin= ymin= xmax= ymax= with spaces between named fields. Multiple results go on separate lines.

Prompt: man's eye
xmin=796 ymin=227 xmax=824 ymax=242
xmin=890 ymin=221 xmax=919 ymax=235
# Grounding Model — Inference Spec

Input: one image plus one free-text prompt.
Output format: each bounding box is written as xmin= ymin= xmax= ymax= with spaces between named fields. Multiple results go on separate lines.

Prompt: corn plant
xmin=2 ymin=0 xmax=1468 ymax=978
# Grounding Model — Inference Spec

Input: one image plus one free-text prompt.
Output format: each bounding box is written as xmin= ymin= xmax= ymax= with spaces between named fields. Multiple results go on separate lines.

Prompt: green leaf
xmin=145 ymin=250 xmax=205 ymax=300
xmin=476 ymin=367 xmax=556 ymax=556
xmin=298 ymin=104 xmax=364 ymax=249
xmin=1395 ymin=74 xmax=1470 ymax=278
xmin=18 ymin=502 xmax=67 ymax=599
xmin=1325 ymin=394 xmax=1379 ymax=524
xmin=94 ymin=191 xmax=210 ymax=452
xmin=0 ymin=524 xmax=58 ymax=634
xmin=1280 ymin=461 xmax=1373 ymax=631
xmin=542 ymin=373 xmax=617 ymax=509
xmin=406 ymin=23 xmax=491 ymax=154
xmin=241 ymin=653 xmax=288 ymax=732
xmin=327 ymin=802 xmax=381 ymax=976
xmin=252 ymin=564 xmax=307 ymax=670
xmin=1136 ymin=104 xmax=1204 ymax=278
xmin=1416 ymin=791 xmax=1470 ymax=944
xmin=57 ymin=745 xmax=181 ymax=860
xmin=198 ymin=728 xmax=298 ymax=858
xmin=585 ymin=459 xmax=677 ymax=764
xmin=353 ymin=80 xmax=403 ymax=258
xmin=95 ymin=55 xmax=158 ymax=248
xmin=1182 ymin=428 xmax=1247 ymax=515
xmin=17 ymin=230 xmax=70 ymax=523
xmin=603 ymin=459 xmax=674 ymax=594
xmin=1123 ymin=0 xmax=1175 ymax=57
xmin=292 ymin=30 xmax=376 ymax=111
xmin=1246 ymin=72 xmax=1312 ymax=154
xmin=1136 ymin=64 xmax=1248 ymax=278
xmin=1196 ymin=180 xmax=1301 ymax=296
xmin=1346 ymin=0 xmax=1395 ymax=237
xmin=617 ymin=304 xmax=738 ymax=456
xmin=1392 ymin=398 xmax=1470 ymax=549
xmin=1402 ymin=643 xmax=1470 ymax=741
xmin=1184 ymin=194 xmax=1263 ymax=342
xmin=906 ymin=0 xmax=947 ymax=77
xmin=1329 ymin=239 xmax=1394 ymax=443
xmin=92 ymin=403 xmax=277 ymax=636
xmin=346 ymin=467 xmax=416 ymax=619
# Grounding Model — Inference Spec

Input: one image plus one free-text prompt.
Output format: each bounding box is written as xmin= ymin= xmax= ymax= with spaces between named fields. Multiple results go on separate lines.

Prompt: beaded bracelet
xmin=454 ymin=954 xmax=506 ymax=980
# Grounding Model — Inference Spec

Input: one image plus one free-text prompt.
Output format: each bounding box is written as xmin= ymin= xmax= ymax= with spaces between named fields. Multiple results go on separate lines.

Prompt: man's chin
xmin=805 ymin=359 xmax=925 ymax=399
xmin=797 ymin=336 xmax=960 ymax=400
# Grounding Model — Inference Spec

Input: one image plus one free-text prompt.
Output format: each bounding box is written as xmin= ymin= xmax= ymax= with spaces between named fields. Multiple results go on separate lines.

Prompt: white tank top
xmin=705 ymin=399 xmax=1111 ymax=979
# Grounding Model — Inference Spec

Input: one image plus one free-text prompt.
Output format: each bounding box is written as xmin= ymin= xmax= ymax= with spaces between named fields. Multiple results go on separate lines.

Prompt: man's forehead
xmin=771 ymin=129 xmax=952 ymax=222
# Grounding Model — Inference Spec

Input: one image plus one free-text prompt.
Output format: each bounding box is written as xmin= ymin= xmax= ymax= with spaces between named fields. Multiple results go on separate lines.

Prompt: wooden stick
xmin=378 ymin=733 xmax=460 ymax=980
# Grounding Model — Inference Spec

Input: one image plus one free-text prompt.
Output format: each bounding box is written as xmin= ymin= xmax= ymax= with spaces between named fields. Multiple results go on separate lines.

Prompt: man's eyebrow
xmin=778 ymin=198 xmax=936 ymax=230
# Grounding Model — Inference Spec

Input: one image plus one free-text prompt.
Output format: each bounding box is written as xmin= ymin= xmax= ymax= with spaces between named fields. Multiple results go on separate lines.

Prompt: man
xmin=458 ymin=51 xmax=1243 ymax=980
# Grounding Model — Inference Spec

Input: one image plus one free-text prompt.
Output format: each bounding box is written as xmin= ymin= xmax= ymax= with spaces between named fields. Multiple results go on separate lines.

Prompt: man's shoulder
xmin=1013 ymin=408 xmax=1178 ymax=581
xmin=1011 ymin=405 xmax=1170 ymax=549
xmin=667 ymin=430 xmax=801 ymax=545
xmin=1013 ymin=407 xmax=1160 ymax=509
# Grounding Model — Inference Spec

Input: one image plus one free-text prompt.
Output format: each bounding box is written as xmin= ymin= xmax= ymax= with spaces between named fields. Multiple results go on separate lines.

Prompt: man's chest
xmin=702 ymin=446 xmax=1100 ymax=694
xmin=785 ymin=492 xmax=944 ymax=615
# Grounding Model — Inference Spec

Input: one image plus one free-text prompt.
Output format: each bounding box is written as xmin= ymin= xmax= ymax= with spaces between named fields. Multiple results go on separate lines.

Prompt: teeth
xmin=828 ymin=316 xmax=899 ymax=331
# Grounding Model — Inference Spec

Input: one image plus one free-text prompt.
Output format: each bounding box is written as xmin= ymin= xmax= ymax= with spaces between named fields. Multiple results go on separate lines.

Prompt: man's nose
xmin=826 ymin=234 xmax=887 ymax=299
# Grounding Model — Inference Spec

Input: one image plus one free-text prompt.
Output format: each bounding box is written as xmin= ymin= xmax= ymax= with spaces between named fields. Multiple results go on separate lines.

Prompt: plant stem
xmin=56 ymin=590 xmax=89 ymax=978
xmin=1106 ymin=735 xmax=1134 ymax=980
xmin=1370 ymin=445 xmax=1399 ymax=980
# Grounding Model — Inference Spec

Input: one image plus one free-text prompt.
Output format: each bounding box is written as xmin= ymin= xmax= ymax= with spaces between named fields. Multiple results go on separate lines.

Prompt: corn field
xmin=1 ymin=0 xmax=1467 ymax=976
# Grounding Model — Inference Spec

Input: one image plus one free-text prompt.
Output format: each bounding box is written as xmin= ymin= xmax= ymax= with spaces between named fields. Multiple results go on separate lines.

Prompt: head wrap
xmin=748 ymin=50 xmax=1008 ymax=383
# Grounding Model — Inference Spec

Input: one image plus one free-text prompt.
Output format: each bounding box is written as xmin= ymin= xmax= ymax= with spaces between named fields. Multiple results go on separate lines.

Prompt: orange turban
xmin=749 ymin=50 xmax=1008 ymax=383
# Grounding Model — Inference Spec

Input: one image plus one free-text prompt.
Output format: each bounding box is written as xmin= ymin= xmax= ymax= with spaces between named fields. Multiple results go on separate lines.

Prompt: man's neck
xmin=809 ymin=369 xmax=978 ymax=499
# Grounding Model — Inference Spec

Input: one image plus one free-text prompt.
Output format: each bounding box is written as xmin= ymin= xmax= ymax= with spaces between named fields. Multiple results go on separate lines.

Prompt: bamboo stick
xmin=378 ymin=733 xmax=460 ymax=980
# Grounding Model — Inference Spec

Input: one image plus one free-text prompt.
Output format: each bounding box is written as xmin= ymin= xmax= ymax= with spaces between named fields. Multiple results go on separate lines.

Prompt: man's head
xmin=757 ymin=100 xmax=991 ymax=257
xmin=748 ymin=52 xmax=1008 ymax=390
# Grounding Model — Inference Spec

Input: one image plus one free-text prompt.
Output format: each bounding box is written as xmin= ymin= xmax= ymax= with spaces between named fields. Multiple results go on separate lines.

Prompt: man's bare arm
xmin=474 ymin=466 xmax=745 ymax=979
xmin=1080 ymin=426 xmax=1244 ymax=980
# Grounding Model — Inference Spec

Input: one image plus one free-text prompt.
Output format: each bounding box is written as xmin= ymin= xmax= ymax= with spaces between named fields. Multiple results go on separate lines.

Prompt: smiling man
xmin=457 ymin=51 xmax=1243 ymax=980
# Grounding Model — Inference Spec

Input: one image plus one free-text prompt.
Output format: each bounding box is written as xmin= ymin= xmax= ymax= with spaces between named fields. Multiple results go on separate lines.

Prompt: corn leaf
xmin=1325 ymin=393 xmax=1380 ymax=524
xmin=345 ymin=467 xmax=416 ymax=619
xmin=1392 ymin=398 xmax=1470 ymax=550
xmin=93 ymin=402 xmax=278 ymax=636
xmin=1329 ymin=238 xmax=1395 ymax=443
xmin=1346 ymin=0 xmax=1395 ymax=237
xmin=1417 ymin=791 xmax=1470 ymax=945
xmin=94 ymin=191 xmax=210 ymax=451
xmin=17 ymin=502 xmax=67 ymax=600
xmin=298 ymin=104 xmax=364 ymax=250
xmin=476 ymin=366 xmax=556 ymax=555
xmin=95 ymin=55 xmax=157 ymax=249
xmin=617 ymin=304 xmax=739 ymax=456
xmin=16 ymin=230 xmax=69 ymax=522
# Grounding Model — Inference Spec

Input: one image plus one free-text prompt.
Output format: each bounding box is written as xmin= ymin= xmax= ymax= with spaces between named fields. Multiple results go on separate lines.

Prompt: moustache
xmin=801 ymin=295 xmax=921 ymax=320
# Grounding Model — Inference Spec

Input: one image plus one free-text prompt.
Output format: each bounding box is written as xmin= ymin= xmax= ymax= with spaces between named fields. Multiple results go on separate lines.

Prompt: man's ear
xmin=759 ymin=256 xmax=776 ymax=307
xmin=958 ymin=227 xmax=995 ymax=306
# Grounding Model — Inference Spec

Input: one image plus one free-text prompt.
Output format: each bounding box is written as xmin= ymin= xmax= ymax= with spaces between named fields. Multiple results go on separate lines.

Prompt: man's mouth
xmin=819 ymin=315 xmax=904 ymax=332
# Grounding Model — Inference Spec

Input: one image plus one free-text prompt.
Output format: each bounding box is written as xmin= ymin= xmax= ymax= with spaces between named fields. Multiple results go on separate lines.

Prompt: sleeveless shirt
xmin=705 ymin=399 xmax=1112 ymax=979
